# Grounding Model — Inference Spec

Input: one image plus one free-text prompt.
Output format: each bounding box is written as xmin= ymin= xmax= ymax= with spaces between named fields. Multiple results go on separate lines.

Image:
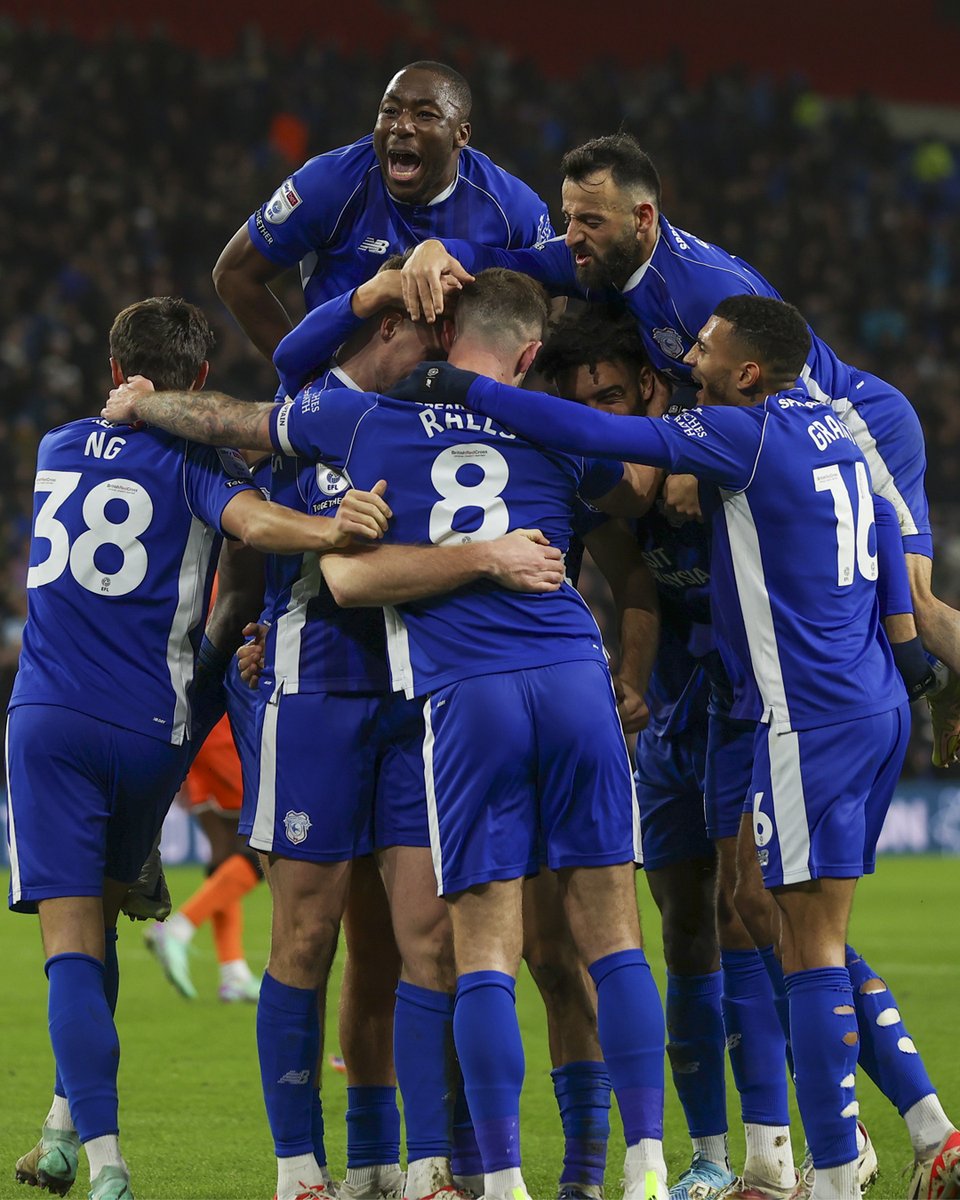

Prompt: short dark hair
xmin=379 ymin=253 xmax=407 ymax=272
xmin=398 ymin=60 xmax=472 ymax=120
xmin=712 ymin=295 xmax=812 ymax=380
xmin=455 ymin=268 xmax=549 ymax=347
xmin=109 ymin=297 xmax=214 ymax=391
xmin=536 ymin=304 xmax=650 ymax=382
xmin=561 ymin=133 xmax=661 ymax=208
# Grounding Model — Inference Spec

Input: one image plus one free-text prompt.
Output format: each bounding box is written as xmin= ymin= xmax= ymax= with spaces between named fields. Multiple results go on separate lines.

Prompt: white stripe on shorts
xmin=249 ymin=694 xmax=280 ymax=852
xmin=5 ymin=714 xmax=21 ymax=903
xmin=421 ymin=695 xmax=444 ymax=895
xmin=767 ymin=723 xmax=812 ymax=884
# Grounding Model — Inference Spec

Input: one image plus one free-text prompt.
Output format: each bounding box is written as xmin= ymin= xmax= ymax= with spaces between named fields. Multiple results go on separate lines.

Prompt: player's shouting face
xmin=373 ymin=67 xmax=470 ymax=204
xmin=561 ymin=171 xmax=646 ymax=291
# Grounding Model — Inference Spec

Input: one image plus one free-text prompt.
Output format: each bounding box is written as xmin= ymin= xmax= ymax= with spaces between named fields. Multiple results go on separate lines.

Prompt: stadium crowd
xmin=2 ymin=21 xmax=960 ymax=781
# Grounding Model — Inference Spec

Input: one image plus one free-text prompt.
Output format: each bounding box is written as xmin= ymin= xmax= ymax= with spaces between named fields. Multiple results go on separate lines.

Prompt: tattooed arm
xmin=102 ymin=376 xmax=275 ymax=449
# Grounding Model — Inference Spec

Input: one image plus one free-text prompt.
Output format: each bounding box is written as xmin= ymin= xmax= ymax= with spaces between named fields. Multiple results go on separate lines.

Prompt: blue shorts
xmin=704 ymin=713 xmax=756 ymax=840
xmin=633 ymin=722 xmax=712 ymax=871
xmin=836 ymin=372 xmax=932 ymax=558
xmin=748 ymin=703 xmax=910 ymax=888
xmin=423 ymin=661 xmax=639 ymax=896
xmin=243 ymin=688 xmax=427 ymax=861
xmin=6 ymin=704 xmax=188 ymax=913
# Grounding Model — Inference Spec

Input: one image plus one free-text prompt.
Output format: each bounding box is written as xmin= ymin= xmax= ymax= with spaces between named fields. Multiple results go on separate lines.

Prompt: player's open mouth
xmin=574 ymin=252 xmax=592 ymax=267
xmin=388 ymin=150 xmax=422 ymax=181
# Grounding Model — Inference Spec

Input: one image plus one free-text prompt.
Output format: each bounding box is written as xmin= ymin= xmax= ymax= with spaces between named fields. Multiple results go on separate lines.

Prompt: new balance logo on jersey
xmin=277 ymin=1070 xmax=310 ymax=1085
xmin=358 ymin=237 xmax=390 ymax=255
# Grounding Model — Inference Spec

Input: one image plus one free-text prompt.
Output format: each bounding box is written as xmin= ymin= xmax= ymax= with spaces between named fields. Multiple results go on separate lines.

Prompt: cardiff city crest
xmin=283 ymin=810 xmax=312 ymax=845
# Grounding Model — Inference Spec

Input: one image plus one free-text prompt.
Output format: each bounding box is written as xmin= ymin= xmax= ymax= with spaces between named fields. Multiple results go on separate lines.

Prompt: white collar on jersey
xmin=329 ymin=363 xmax=363 ymax=390
xmin=621 ymin=226 xmax=662 ymax=294
xmin=392 ymin=167 xmax=460 ymax=208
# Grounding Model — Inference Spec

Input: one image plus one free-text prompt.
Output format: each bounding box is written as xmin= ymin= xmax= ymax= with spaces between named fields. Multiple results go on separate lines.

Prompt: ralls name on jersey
xmin=418 ymin=403 xmax=516 ymax=441
xmin=807 ymin=413 xmax=854 ymax=452
xmin=674 ymin=410 xmax=707 ymax=439
xmin=358 ymin=236 xmax=390 ymax=255
xmin=264 ymin=179 xmax=303 ymax=225
xmin=652 ymin=327 xmax=685 ymax=358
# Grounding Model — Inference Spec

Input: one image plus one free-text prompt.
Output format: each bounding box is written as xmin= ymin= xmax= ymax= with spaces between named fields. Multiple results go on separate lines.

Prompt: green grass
xmin=1 ymin=858 xmax=958 ymax=1199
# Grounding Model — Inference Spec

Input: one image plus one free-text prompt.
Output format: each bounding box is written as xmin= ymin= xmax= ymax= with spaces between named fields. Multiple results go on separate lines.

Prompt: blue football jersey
xmin=11 ymin=419 xmax=256 ymax=743
xmin=273 ymin=289 xmax=362 ymax=399
xmin=462 ymin=377 xmax=908 ymax=731
xmin=248 ymin=135 xmax=553 ymax=311
xmin=269 ymin=365 xmax=624 ymax=698
xmin=260 ymin=367 xmax=390 ymax=696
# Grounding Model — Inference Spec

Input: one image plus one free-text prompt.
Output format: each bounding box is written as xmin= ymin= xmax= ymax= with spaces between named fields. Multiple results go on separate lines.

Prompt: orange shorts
xmin=185 ymin=715 xmax=243 ymax=814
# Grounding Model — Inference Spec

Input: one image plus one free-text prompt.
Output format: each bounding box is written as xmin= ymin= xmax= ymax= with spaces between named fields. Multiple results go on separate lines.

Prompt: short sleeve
xmin=579 ymin=456 xmax=625 ymax=500
xmin=182 ymin=444 xmax=258 ymax=534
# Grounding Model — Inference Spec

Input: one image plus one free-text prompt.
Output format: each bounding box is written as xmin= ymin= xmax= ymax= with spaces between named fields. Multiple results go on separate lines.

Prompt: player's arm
xmin=875 ymin=493 xmax=937 ymax=700
xmin=212 ymin=224 xmax=296 ymax=361
xmin=321 ymin=528 xmax=564 ymax=608
xmin=401 ymin=237 xmax=580 ymax=323
xmin=221 ymin=483 xmax=390 ymax=557
xmin=204 ymin=539 xmax=267 ymax=656
xmin=582 ymin=518 xmax=659 ymax=734
xmin=103 ymin=376 xmax=276 ymax=449
xmin=590 ymin=462 xmax=663 ymax=518
xmin=273 ymin=269 xmax=426 ymax=397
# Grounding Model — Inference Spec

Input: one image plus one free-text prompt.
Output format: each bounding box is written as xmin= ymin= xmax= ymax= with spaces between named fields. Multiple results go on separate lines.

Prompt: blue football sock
xmin=785 ymin=967 xmax=859 ymax=1169
xmin=257 ymin=972 xmax=320 ymax=1158
xmin=451 ymin=1077 xmax=483 ymax=1178
xmin=454 ymin=971 xmax=524 ymax=1172
xmin=588 ymin=949 xmax=665 ymax=1144
xmin=846 ymin=944 xmax=936 ymax=1115
xmin=394 ymin=982 xmax=455 ymax=1163
xmin=666 ymin=971 xmax=728 ymax=1139
xmin=552 ymin=1061 xmax=611 ymax=1187
xmin=720 ymin=949 xmax=790 ymax=1127
xmin=757 ymin=944 xmax=795 ymax=1076
xmin=46 ymin=953 xmax=119 ymax=1143
xmin=346 ymin=1086 xmax=401 ymax=1168
xmin=53 ymin=930 xmax=119 ymax=1103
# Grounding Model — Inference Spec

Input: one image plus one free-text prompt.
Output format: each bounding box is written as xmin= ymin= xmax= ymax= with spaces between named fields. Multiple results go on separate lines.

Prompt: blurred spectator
xmin=1 ymin=18 xmax=957 ymax=771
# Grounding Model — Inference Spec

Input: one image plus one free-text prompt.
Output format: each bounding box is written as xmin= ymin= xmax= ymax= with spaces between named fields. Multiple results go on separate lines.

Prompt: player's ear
xmin=455 ymin=121 xmax=470 ymax=148
xmin=380 ymin=312 xmax=403 ymax=342
xmin=633 ymin=201 xmax=656 ymax=240
xmin=191 ymin=361 xmax=210 ymax=392
xmin=517 ymin=339 xmax=542 ymax=379
xmin=439 ymin=318 xmax=457 ymax=355
xmin=109 ymin=357 xmax=124 ymax=388
xmin=739 ymin=360 xmax=761 ymax=391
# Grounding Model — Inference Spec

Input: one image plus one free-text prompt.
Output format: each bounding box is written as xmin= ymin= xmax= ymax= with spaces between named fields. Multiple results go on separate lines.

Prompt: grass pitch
xmin=1 ymin=857 xmax=958 ymax=1199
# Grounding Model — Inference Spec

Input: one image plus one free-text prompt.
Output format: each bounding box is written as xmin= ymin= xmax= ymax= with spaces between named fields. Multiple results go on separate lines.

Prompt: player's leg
xmin=9 ymin=705 xmax=186 ymax=1200
xmin=522 ymin=867 xmax=610 ymax=1200
xmin=537 ymin=660 xmax=668 ymax=1200
xmin=907 ymin=551 xmax=960 ymax=766
xmin=756 ymin=709 xmax=908 ymax=1200
xmin=422 ymin=674 xmax=541 ymax=1200
xmin=636 ymin=721 xmax=732 ymax=1200
xmin=248 ymin=689 xmax=379 ymax=1200
xmin=339 ymin=856 xmax=404 ymax=1200
xmin=706 ymin=713 xmax=795 ymax=1200
xmin=380 ymin=843 xmax=464 ymax=1200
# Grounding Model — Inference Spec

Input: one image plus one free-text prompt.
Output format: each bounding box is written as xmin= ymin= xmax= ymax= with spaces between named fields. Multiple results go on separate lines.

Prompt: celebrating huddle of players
xmin=9 ymin=58 xmax=960 ymax=1200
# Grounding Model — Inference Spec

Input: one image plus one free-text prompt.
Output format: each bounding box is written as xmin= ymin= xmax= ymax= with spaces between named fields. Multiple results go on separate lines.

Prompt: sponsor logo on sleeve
xmin=652 ymin=327 xmax=685 ymax=359
xmin=254 ymin=210 xmax=275 ymax=245
xmin=264 ymin=178 xmax=303 ymax=225
xmin=674 ymin=410 xmax=707 ymax=439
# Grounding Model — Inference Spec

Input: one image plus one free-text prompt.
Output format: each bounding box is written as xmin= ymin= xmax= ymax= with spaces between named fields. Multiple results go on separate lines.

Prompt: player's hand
xmin=401 ymin=240 xmax=475 ymax=324
xmin=485 ymin=529 xmax=565 ymax=593
xmin=237 ymin=622 xmax=266 ymax=689
xmin=614 ymin=676 xmax=649 ymax=735
xmin=102 ymin=375 xmax=155 ymax=424
xmin=327 ymin=480 xmax=393 ymax=548
xmin=661 ymin=473 xmax=702 ymax=525
xmin=352 ymin=270 xmax=405 ymax=318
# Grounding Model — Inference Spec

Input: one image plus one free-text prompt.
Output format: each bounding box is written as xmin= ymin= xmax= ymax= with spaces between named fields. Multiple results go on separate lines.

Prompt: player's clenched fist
xmin=327 ymin=479 xmax=393 ymax=547
xmin=102 ymin=374 xmax=156 ymax=423
xmin=485 ymin=528 xmax=565 ymax=593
